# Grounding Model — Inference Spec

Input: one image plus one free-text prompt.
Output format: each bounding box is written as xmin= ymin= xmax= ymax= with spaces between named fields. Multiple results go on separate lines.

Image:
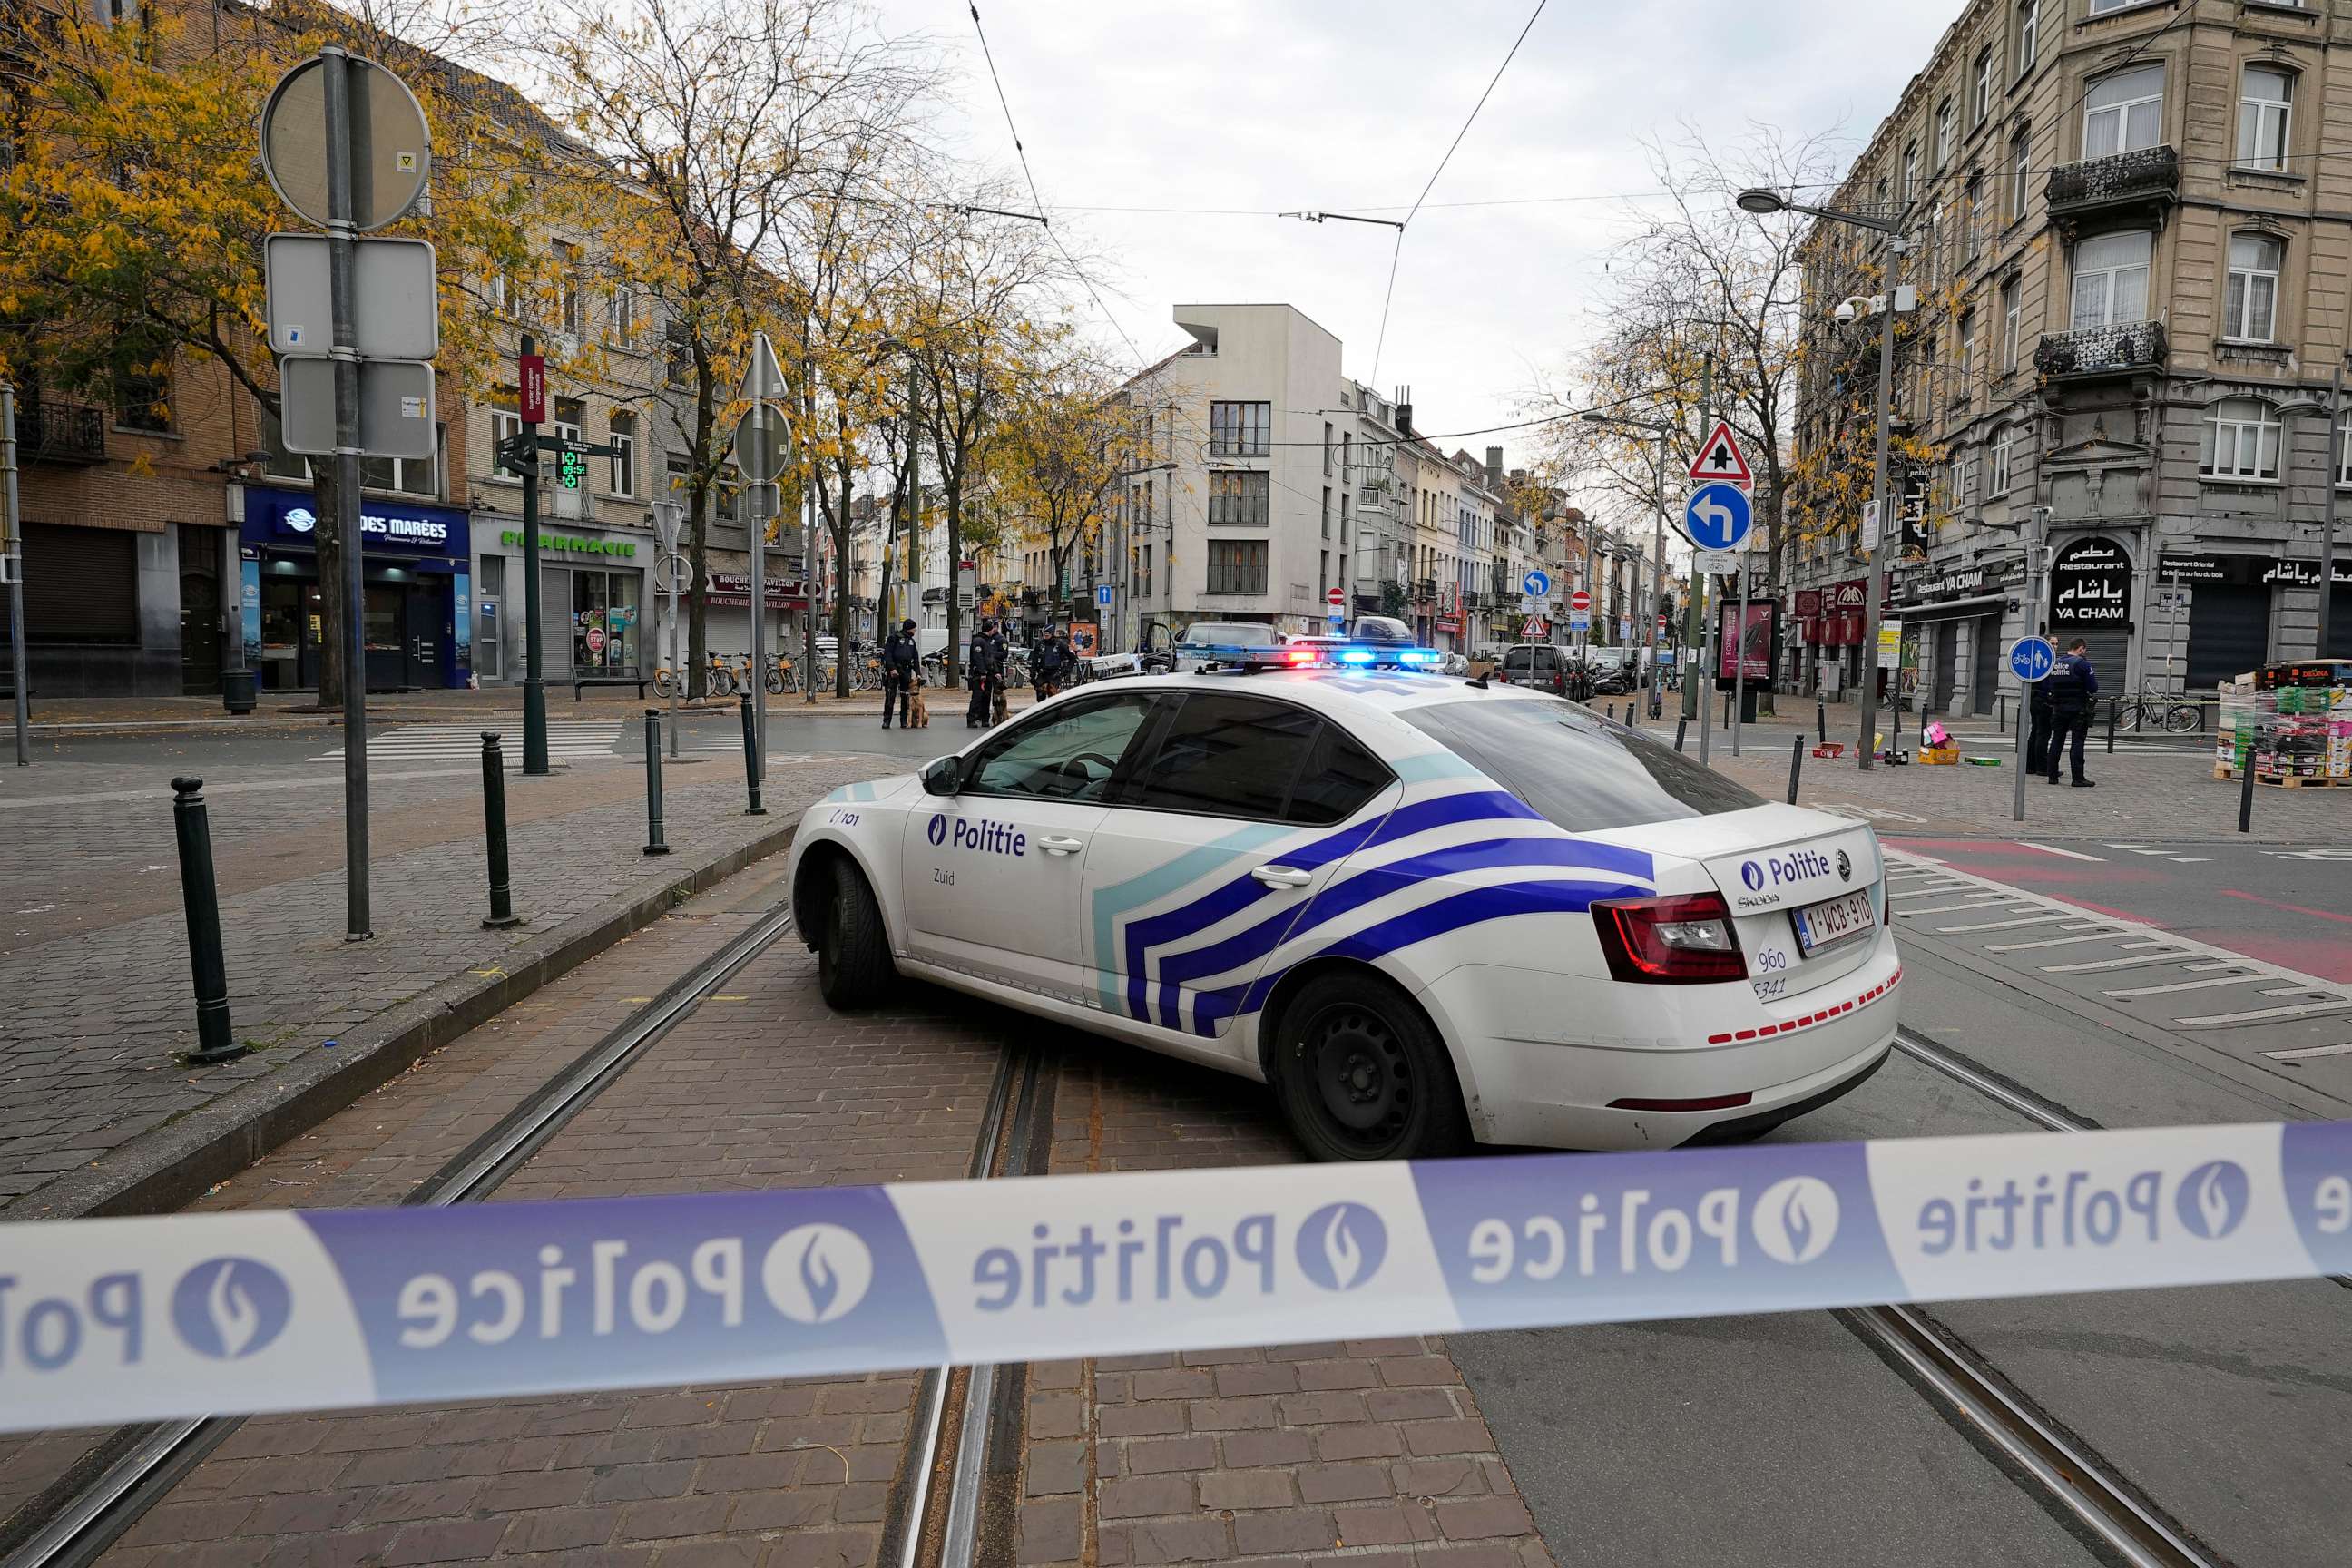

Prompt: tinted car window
xmin=966 ymin=693 xmax=1160 ymax=802
xmin=1399 ymin=697 xmax=1762 ymax=830
xmin=1121 ymin=694 xmax=1322 ymax=820
xmin=1502 ymin=649 xmax=1534 ymax=675
xmin=1354 ymin=615 xmax=1413 ymax=644
xmin=1287 ymin=721 xmax=1392 ymax=825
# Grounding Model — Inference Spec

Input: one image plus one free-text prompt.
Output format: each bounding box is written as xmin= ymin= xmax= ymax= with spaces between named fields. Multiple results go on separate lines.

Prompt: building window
xmin=1947 ymin=452 xmax=1968 ymax=511
xmin=1974 ymin=46 xmax=1994 ymax=124
xmin=2337 ymin=417 xmax=2352 ymax=486
xmin=2014 ymin=0 xmax=2039 ymax=77
xmin=1208 ymin=400 xmax=1270 ymax=456
xmin=2223 ymin=234 xmax=2283 ymax=342
xmin=1208 ymin=470 xmax=1269 ymax=526
xmin=664 ymin=322 xmax=690 ymax=388
xmin=113 ymin=336 xmax=172 ymax=432
xmin=2201 ymin=397 xmax=2281 ymax=482
xmin=492 ymin=407 xmax=524 ymax=479
xmin=2010 ymin=130 xmax=2033 ymax=222
xmin=1320 ymin=485 xmax=1331 ymax=539
xmin=1991 ymin=427 xmax=2014 ymax=495
xmin=608 ymin=410 xmax=638 ymax=495
xmin=2238 ymin=67 xmax=2292 ymax=172
xmin=2082 ymin=64 xmax=2163 ymax=160
xmin=2070 ymin=230 xmax=2151 ymax=329
xmin=1322 ymin=421 xmax=1333 ymax=475
xmin=1902 ymin=137 xmax=1920 ymax=200
xmin=1935 ymin=99 xmax=1955 ymax=169
xmin=1955 ymin=308 xmax=1975 ymax=390
xmin=1962 ymin=174 xmax=1982 ymax=260
xmin=609 ymin=286 xmax=637 ymax=348
xmin=1206 ymin=540 xmax=1268 ymax=595
xmin=556 ymin=242 xmax=585 ymax=338
xmin=2001 ymin=276 xmax=2023 ymax=370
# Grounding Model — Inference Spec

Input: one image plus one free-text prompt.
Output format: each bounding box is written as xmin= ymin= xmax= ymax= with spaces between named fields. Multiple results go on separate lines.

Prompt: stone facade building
xmin=1789 ymin=0 xmax=2352 ymax=714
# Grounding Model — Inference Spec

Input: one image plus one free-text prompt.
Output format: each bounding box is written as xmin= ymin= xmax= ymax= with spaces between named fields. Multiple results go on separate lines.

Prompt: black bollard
xmin=2106 ymin=697 xmax=2119 ymax=755
xmin=643 ymin=709 xmax=671 ymax=856
xmin=1817 ymin=694 xmax=1827 ymax=745
xmin=1606 ymin=702 xmax=1617 ymax=722
xmin=1787 ymin=736 xmax=1804 ymax=805
xmin=480 ymin=734 xmax=521 ymax=928
xmin=2238 ymin=752 xmax=2256 ymax=835
xmin=739 ymin=692 xmax=767 ymax=817
xmin=1675 ymin=717 xmax=1689 ymax=752
xmin=171 ymin=778 xmax=245 ymax=1063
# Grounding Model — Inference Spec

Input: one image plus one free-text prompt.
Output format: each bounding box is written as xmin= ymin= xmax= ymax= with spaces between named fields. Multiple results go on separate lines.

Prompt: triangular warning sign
xmin=1687 ymin=419 xmax=1753 ymax=488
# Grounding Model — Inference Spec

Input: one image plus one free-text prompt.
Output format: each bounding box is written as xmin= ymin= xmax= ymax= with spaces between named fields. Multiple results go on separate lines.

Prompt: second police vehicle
xmin=789 ymin=638 xmax=1898 ymax=1161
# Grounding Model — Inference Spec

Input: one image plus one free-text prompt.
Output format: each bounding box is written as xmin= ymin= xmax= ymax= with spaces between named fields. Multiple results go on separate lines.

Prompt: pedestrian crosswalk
xmin=309 ymin=720 xmax=740 ymax=767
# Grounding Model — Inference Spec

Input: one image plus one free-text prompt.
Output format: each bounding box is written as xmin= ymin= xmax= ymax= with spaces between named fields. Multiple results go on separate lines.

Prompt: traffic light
xmin=557 ymin=446 xmax=589 ymax=491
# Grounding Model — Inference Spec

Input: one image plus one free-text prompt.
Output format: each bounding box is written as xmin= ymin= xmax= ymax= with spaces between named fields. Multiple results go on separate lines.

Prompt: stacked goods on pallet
xmin=2239 ymin=662 xmax=2352 ymax=782
xmin=2269 ymin=681 xmax=2331 ymax=779
xmin=2214 ymin=675 xmax=2259 ymax=777
xmin=2332 ymin=684 xmax=2352 ymax=780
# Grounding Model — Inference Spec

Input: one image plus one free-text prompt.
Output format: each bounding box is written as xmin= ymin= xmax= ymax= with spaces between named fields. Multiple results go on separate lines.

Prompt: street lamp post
xmin=1735 ymin=188 xmax=1913 ymax=770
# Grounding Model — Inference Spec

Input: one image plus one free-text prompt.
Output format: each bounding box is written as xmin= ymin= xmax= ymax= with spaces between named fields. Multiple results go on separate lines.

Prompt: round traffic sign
xmin=1568 ymin=588 xmax=1592 ymax=613
xmin=653 ymin=553 xmax=694 ymax=593
xmin=732 ymin=404 xmax=789 ymax=482
xmin=1327 ymin=587 xmax=1345 ymax=607
xmin=259 ymin=54 xmax=433 ymax=232
xmin=2009 ymin=635 xmax=2056 ymax=684
xmin=1521 ymin=568 xmax=1551 ymax=600
xmin=1683 ymin=483 xmax=1754 ymax=552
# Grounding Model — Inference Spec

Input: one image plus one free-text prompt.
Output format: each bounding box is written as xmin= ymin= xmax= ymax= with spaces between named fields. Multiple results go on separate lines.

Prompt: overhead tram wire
xmin=1367 ymin=0 xmax=1550 ymax=387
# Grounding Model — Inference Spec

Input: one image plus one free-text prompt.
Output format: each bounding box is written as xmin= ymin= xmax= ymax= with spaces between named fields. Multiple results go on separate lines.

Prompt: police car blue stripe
xmin=1086 ymin=823 xmax=1289 ymax=1015
xmin=1190 ymin=876 xmax=1652 ymax=1035
xmin=1119 ymin=790 xmax=1537 ymax=1024
xmin=1145 ymin=839 xmax=1659 ymax=1032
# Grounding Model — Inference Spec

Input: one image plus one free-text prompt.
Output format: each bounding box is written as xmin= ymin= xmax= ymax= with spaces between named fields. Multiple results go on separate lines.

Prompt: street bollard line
xmin=169 ymin=779 xmax=243 ymax=1065
xmin=479 ymin=733 xmax=521 ymax=929
xmin=1786 ymin=736 xmax=1803 ymax=805
xmin=739 ymin=693 xmax=767 ymax=817
xmin=643 ymin=708 xmax=671 ymax=857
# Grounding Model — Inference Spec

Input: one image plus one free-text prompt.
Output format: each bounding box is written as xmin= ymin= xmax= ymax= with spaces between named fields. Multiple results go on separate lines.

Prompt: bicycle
xmin=2112 ymin=693 xmax=2204 ymax=735
xmin=703 ymin=652 xmax=740 ymax=699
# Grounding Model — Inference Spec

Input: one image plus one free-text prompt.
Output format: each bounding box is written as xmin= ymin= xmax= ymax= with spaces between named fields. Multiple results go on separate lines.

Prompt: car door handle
xmin=1251 ymin=865 xmax=1315 ymax=888
xmin=1037 ymin=836 xmax=1085 ymax=856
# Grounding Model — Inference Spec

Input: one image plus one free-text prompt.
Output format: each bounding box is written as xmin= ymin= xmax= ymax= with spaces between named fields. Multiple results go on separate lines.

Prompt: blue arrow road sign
xmin=1096 ymin=583 xmax=1114 ymax=606
xmin=1521 ymin=568 xmax=1551 ymax=600
xmin=1683 ymin=484 xmax=1753 ymax=552
xmin=2009 ymin=635 xmax=2056 ymax=683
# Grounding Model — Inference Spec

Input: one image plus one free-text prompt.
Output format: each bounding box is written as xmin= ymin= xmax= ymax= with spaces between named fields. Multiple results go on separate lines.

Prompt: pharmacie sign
xmin=499 ymin=529 xmax=636 ymax=558
xmin=2048 ymin=536 xmax=2132 ymax=627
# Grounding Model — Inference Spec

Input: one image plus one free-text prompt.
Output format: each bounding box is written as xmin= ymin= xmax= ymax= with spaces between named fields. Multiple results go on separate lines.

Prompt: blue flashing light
xmin=1337 ymin=648 xmax=1375 ymax=664
xmin=1397 ymin=649 xmax=1440 ymax=665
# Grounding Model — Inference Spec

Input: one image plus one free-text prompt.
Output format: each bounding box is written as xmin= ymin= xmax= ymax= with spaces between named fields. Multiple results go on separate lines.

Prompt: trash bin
xmin=220 ymin=668 xmax=257 ymax=715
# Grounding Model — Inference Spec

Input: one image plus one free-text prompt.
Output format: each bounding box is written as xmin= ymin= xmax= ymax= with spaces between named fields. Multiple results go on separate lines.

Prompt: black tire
xmin=1269 ymin=974 xmax=1468 ymax=1161
xmin=817 ymin=858 xmax=893 ymax=1008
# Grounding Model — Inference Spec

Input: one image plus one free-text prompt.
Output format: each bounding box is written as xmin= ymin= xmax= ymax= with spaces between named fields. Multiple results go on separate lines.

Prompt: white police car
xmin=789 ymin=644 xmax=1899 ymax=1161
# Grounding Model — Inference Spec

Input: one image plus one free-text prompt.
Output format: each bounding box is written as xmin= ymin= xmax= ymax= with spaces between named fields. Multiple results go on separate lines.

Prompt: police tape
xmin=2 ymin=1120 xmax=2348 ymax=1434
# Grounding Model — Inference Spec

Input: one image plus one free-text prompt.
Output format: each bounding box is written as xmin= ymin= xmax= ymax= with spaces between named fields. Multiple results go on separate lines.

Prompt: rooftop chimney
xmin=1485 ymin=447 xmax=1504 ymax=490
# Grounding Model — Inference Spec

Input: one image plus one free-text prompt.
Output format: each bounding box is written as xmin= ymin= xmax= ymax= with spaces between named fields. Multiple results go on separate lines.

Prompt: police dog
xmin=906 ymin=680 xmax=930 ymax=728
xmin=991 ymin=683 xmax=1009 ymax=726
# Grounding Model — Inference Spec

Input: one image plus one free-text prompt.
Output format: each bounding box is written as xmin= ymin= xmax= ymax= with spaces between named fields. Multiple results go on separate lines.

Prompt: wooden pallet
xmin=2257 ymin=772 xmax=2349 ymax=788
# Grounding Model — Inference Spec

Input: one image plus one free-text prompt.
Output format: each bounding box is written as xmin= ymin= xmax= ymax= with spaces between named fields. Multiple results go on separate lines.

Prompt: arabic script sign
xmin=2048 ymin=536 xmax=2132 ymax=627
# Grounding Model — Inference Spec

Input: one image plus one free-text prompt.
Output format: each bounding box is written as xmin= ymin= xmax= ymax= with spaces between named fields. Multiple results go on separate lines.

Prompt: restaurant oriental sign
xmin=2047 ymin=536 xmax=2132 ymax=628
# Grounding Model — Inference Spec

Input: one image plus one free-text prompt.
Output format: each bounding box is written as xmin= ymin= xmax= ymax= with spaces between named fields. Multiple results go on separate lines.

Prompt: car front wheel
xmin=1270 ymin=974 xmax=1468 ymax=1161
xmin=816 ymin=858 xmax=893 ymax=1008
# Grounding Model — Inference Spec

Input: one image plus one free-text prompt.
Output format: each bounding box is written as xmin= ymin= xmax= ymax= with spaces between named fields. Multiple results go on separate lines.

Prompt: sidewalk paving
xmin=1642 ymin=700 xmax=2352 ymax=841
xmin=0 ymin=753 xmax=881 ymax=1218
xmin=10 ymin=681 xmax=995 ymax=731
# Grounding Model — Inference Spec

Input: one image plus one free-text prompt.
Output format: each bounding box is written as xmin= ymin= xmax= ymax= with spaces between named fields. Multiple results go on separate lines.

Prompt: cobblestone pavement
xmin=0 ymin=838 xmax=1556 ymax=1568
xmin=0 ymin=753 xmax=879 ymax=1211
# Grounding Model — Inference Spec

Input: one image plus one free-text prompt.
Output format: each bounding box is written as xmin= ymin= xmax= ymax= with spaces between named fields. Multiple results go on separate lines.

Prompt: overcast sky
xmin=877 ymin=0 xmax=1955 ymax=459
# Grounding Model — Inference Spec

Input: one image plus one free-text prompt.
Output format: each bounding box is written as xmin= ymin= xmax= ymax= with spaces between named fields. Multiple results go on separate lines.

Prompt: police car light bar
xmin=1201 ymin=641 xmax=1441 ymax=671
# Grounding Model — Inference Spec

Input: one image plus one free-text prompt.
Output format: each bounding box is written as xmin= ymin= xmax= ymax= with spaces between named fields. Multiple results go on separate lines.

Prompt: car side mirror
xmin=921 ymin=756 xmax=962 ymax=796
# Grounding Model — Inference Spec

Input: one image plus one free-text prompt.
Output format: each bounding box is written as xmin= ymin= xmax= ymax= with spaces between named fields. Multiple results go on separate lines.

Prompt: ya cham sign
xmin=2047 ymin=536 xmax=2132 ymax=628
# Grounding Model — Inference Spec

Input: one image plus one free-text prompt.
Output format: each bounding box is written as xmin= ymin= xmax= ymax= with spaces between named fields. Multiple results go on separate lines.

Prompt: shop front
xmin=704 ymin=567 xmax=808 ymax=676
xmin=2045 ymin=536 xmax=2132 ymax=686
xmin=240 ymin=485 xmax=470 ymax=691
xmin=1798 ymin=578 xmax=1873 ymax=694
xmin=1891 ymin=560 xmax=2019 ymax=714
xmin=475 ymin=526 xmax=648 ymax=684
xmin=2157 ymin=550 xmax=2352 ymax=686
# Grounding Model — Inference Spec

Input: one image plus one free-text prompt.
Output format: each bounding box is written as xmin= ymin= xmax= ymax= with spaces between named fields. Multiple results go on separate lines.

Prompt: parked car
xmin=1499 ymin=643 xmax=1573 ymax=697
xmin=1172 ymin=620 xmax=1280 ymax=672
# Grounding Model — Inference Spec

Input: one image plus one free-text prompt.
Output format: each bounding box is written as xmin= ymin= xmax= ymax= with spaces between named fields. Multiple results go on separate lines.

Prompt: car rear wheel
xmin=816 ymin=858 xmax=893 ymax=1008
xmin=1271 ymin=975 xmax=1468 ymax=1161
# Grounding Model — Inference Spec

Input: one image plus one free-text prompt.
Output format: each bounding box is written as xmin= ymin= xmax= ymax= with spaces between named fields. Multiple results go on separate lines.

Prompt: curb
xmin=8 ymin=821 xmax=801 ymax=1223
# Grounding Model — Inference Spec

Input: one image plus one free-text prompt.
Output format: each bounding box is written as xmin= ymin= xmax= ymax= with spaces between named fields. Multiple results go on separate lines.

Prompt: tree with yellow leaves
xmin=990 ymin=343 xmax=1138 ymax=621
xmin=1 ymin=0 xmax=551 ymax=706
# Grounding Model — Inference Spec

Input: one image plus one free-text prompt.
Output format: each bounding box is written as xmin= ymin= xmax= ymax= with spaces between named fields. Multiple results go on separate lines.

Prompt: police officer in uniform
xmin=967 ymin=618 xmax=1008 ymax=727
xmin=2043 ymin=637 xmax=2099 ymax=787
xmin=880 ymin=618 xmax=919 ymax=729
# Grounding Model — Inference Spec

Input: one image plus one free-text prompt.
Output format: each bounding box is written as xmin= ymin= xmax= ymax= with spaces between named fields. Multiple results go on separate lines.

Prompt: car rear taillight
xmin=1592 ymin=891 xmax=1746 ymax=984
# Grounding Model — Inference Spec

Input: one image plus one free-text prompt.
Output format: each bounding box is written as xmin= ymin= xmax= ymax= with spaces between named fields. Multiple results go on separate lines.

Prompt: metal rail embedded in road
xmin=2 ymin=901 xmax=804 ymax=1568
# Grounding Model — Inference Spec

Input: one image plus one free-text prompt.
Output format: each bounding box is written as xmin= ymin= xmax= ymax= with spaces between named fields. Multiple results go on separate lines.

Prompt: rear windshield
xmin=1354 ymin=616 xmax=1413 ymax=643
xmin=1178 ymin=622 xmax=1277 ymax=647
xmin=1399 ymin=697 xmax=1762 ymax=830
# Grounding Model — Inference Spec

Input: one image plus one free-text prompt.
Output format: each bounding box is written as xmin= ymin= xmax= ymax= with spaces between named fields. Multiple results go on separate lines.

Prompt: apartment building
xmin=1789 ymin=0 xmax=2352 ymax=711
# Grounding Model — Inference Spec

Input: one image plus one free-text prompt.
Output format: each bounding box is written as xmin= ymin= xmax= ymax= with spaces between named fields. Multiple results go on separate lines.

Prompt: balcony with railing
xmin=2046 ymin=145 xmax=2179 ymax=224
xmin=2034 ymin=320 xmax=2168 ymax=380
xmin=11 ymin=398 xmax=107 ymax=465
